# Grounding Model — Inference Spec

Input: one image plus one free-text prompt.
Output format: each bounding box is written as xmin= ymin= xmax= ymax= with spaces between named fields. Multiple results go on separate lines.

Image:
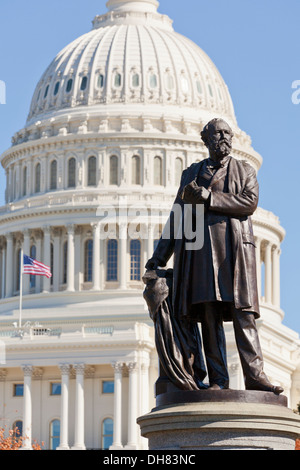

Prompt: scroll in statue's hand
xmin=181 ymin=181 xmax=211 ymax=205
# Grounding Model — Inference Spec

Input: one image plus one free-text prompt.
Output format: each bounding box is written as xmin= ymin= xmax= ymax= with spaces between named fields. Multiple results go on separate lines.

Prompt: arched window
xmin=97 ymin=74 xmax=104 ymax=89
xmin=35 ymin=163 xmax=41 ymax=193
xmin=107 ymin=240 xmax=118 ymax=282
xmin=131 ymin=155 xmax=141 ymax=185
xmin=63 ymin=241 xmax=68 ymax=284
xmin=175 ymin=158 xmax=183 ymax=185
xmin=130 ymin=239 xmax=141 ymax=281
xmin=54 ymin=81 xmax=60 ymax=96
xmin=68 ymin=157 xmax=76 ymax=188
xmin=196 ymin=80 xmax=202 ymax=94
xmin=30 ymin=245 xmax=36 ymax=288
xmin=49 ymin=419 xmax=60 ymax=450
xmin=114 ymin=72 xmax=122 ymax=88
xmin=149 ymin=73 xmax=157 ymax=89
xmin=101 ymin=418 xmax=113 ymax=450
xmin=66 ymin=78 xmax=73 ymax=93
xmin=23 ymin=167 xmax=27 ymax=197
xmin=109 ymin=156 xmax=118 ymax=185
xmin=13 ymin=420 xmax=23 ymax=441
xmin=154 ymin=156 xmax=163 ymax=186
xmin=80 ymin=76 xmax=88 ymax=91
xmin=87 ymin=156 xmax=97 ymax=187
xmin=165 ymin=72 xmax=175 ymax=90
xmin=84 ymin=239 xmax=93 ymax=282
xmin=181 ymin=75 xmax=189 ymax=94
xmin=132 ymin=73 xmax=140 ymax=88
xmin=44 ymin=84 xmax=49 ymax=99
xmin=50 ymin=160 xmax=57 ymax=190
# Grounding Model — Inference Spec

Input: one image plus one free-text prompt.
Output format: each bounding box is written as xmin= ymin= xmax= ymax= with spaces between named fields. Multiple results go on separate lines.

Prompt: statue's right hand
xmin=145 ymin=257 xmax=160 ymax=270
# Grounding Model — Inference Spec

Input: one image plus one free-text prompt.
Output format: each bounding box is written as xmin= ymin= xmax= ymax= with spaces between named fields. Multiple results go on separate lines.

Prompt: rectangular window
xmin=102 ymin=380 xmax=114 ymax=394
xmin=13 ymin=383 xmax=24 ymax=397
xmin=50 ymin=382 xmax=61 ymax=396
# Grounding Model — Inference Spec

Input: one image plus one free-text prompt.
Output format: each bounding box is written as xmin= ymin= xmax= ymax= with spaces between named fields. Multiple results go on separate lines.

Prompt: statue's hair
xmin=201 ymin=118 xmax=233 ymax=147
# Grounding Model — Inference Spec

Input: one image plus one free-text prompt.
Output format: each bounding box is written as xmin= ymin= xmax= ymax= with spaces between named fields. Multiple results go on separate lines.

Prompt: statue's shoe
xmin=246 ymin=382 xmax=284 ymax=395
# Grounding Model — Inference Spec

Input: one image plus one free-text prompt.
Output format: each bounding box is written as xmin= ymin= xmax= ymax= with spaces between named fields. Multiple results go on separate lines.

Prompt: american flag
xmin=23 ymin=255 xmax=52 ymax=278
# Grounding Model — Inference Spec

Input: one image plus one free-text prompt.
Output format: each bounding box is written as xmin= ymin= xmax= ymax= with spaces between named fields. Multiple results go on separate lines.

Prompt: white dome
xmin=26 ymin=0 xmax=236 ymax=126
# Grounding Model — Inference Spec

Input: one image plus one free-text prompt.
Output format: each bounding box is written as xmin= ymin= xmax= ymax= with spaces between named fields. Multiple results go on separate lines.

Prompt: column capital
xmin=67 ymin=223 xmax=75 ymax=234
xmin=59 ymin=363 xmax=71 ymax=375
xmin=91 ymin=221 xmax=100 ymax=232
xmin=43 ymin=225 xmax=51 ymax=236
xmin=112 ymin=362 xmax=124 ymax=373
xmin=126 ymin=362 xmax=138 ymax=373
xmin=0 ymin=368 xmax=7 ymax=382
xmin=73 ymin=363 xmax=86 ymax=375
xmin=23 ymin=228 xmax=31 ymax=238
xmin=52 ymin=227 xmax=61 ymax=238
xmin=4 ymin=232 xmax=13 ymax=241
xmin=22 ymin=365 xmax=34 ymax=377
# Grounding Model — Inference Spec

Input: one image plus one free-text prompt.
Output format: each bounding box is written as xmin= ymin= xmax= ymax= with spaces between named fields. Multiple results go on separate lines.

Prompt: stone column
xmin=0 ymin=370 xmax=7 ymax=420
xmin=57 ymin=364 xmax=71 ymax=450
xmin=272 ymin=246 xmax=281 ymax=308
xmin=53 ymin=229 xmax=60 ymax=292
xmin=264 ymin=241 xmax=272 ymax=304
xmin=43 ymin=226 xmax=51 ymax=293
xmin=255 ymin=237 xmax=262 ymax=299
xmin=23 ymin=229 xmax=30 ymax=295
xmin=66 ymin=224 xmax=75 ymax=292
xmin=35 ymin=231 xmax=42 ymax=294
xmin=1 ymin=244 xmax=5 ymax=298
xmin=92 ymin=222 xmax=100 ymax=291
xmin=125 ymin=362 xmax=139 ymax=450
xmin=5 ymin=233 xmax=13 ymax=298
xmin=118 ymin=223 xmax=127 ymax=290
xmin=147 ymin=223 xmax=154 ymax=261
xmin=71 ymin=364 xmax=86 ymax=450
xmin=110 ymin=362 xmax=124 ymax=450
xmin=21 ymin=365 xmax=33 ymax=450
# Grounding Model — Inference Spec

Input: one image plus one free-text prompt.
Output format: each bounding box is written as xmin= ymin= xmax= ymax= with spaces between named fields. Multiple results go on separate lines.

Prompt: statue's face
xmin=207 ymin=120 xmax=233 ymax=159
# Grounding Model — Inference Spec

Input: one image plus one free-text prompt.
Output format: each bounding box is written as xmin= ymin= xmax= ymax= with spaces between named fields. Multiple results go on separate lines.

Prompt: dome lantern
xmin=106 ymin=0 xmax=159 ymax=13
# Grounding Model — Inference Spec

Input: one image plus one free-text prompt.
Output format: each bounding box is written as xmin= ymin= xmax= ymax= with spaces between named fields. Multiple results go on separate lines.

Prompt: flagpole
xmin=19 ymin=250 xmax=23 ymax=329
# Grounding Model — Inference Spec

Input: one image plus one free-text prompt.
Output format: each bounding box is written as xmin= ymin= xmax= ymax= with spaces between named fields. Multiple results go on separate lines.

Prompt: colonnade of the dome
xmin=0 ymin=218 xmax=283 ymax=317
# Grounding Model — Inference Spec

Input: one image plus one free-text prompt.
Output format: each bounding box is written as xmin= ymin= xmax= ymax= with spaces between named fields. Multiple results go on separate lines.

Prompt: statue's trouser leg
xmin=200 ymin=305 xmax=229 ymax=388
xmin=231 ymin=309 xmax=272 ymax=389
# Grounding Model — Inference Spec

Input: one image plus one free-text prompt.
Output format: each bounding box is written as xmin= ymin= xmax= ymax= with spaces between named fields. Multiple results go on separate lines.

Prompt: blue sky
xmin=0 ymin=0 xmax=299 ymax=333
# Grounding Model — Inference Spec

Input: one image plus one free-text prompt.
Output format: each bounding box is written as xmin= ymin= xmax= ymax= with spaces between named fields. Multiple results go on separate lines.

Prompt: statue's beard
xmin=211 ymin=140 xmax=232 ymax=158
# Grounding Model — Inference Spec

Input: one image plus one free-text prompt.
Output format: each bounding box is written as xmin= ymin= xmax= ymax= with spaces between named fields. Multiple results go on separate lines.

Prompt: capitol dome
xmin=0 ymin=0 xmax=298 ymax=452
xmin=26 ymin=0 xmax=236 ymax=128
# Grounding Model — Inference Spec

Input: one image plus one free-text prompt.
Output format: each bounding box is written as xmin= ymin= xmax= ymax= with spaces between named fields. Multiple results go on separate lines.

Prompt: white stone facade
xmin=0 ymin=0 xmax=299 ymax=450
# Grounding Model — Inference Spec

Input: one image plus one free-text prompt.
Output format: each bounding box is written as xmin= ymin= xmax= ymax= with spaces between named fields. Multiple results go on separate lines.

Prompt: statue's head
xmin=201 ymin=118 xmax=233 ymax=160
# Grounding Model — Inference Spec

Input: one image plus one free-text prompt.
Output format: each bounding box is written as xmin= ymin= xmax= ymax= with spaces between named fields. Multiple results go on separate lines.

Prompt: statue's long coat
xmin=152 ymin=156 xmax=260 ymax=322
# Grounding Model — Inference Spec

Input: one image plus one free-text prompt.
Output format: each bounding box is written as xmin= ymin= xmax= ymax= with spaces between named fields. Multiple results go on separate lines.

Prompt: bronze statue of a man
xmin=146 ymin=117 xmax=283 ymax=395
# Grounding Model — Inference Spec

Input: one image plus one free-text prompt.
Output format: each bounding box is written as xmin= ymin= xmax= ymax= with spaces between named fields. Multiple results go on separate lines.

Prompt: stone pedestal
xmin=137 ymin=390 xmax=300 ymax=450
